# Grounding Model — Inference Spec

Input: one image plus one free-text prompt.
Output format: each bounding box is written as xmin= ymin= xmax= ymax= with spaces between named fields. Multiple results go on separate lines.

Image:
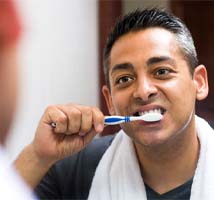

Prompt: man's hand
xmin=14 ymin=104 xmax=104 ymax=188
xmin=33 ymin=104 xmax=104 ymax=164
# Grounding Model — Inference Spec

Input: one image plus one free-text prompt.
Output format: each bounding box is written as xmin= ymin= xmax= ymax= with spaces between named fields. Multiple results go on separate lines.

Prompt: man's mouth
xmin=134 ymin=108 xmax=165 ymax=117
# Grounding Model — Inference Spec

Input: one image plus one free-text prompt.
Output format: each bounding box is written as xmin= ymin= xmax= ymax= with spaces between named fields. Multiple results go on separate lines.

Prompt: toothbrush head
xmin=141 ymin=112 xmax=163 ymax=122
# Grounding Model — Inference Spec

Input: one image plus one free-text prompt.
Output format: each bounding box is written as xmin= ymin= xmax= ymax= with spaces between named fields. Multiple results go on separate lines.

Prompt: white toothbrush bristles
xmin=141 ymin=112 xmax=163 ymax=122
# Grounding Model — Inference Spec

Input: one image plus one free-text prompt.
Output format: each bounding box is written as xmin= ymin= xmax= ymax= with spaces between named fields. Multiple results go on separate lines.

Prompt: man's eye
xmin=155 ymin=68 xmax=171 ymax=76
xmin=116 ymin=76 xmax=134 ymax=85
xmin=154 ymin=68 xmax=176 ymax=79
xmin=153 ymin=68 xmax=176 ymax=80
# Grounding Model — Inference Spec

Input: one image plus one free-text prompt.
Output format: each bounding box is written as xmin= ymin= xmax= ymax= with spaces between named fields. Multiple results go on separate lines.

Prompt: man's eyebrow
xmin=110 ymin=57 xmax=175 ymax=75
xmin=146 ymin=56 xmax=176 ymax=66
xmin=110 ymin=63 xmax=134 ymax=75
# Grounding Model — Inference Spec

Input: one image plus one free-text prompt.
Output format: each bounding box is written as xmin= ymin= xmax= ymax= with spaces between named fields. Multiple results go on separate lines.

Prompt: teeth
xmin=139 ymin=108 xmax=161 ymax=116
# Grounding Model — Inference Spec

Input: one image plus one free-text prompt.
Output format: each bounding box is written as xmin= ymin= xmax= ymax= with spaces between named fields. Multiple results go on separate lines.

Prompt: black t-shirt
xmin=35 ymin=135 xmax=115 ymax=199
xmin=35 ymin=135 xmax=193 ymax=200
xmin=145 ymin=178 xmax=193 ymax=200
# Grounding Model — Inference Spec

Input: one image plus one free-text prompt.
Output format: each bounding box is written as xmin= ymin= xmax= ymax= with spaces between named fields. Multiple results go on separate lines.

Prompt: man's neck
xmin=134 ymin=129 xmax=200 ymax=195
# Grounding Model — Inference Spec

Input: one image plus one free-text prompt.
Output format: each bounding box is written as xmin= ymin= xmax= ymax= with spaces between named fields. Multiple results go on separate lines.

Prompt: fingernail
xmin=96 ymin=124 xmax=104 ymax=133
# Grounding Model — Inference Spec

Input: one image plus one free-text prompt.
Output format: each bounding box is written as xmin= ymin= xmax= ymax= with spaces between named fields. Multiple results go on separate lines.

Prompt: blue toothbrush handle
xmin=104 ymin=116 xmax=130 ymax=125
xmin=51 ymin=116 xmax=130 ymax=128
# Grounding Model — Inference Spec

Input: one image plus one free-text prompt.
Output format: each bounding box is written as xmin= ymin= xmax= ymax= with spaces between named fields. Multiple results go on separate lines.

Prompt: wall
xmin=123 ymin=0 xmax=169 ymax=13
xmin=6 ymin=0 xmax=99 ymax=161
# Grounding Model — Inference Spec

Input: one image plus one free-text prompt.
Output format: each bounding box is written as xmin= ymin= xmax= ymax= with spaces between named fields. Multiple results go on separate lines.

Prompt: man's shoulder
xmin=57 ymin=134 xmax=115 ymax=167
xmin=83 ymin=134 xmax=115 ymax=156
xmin=51 ymin=134 xmax=115 ymax=199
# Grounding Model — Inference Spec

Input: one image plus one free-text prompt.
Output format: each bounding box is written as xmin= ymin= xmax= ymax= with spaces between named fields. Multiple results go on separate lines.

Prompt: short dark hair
xmin=103 ymin=8 xmax=198 ymax=87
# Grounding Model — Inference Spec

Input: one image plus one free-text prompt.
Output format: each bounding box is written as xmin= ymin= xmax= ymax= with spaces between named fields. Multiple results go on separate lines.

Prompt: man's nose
xmin=133 ymin=76 xmax=158 ymax=102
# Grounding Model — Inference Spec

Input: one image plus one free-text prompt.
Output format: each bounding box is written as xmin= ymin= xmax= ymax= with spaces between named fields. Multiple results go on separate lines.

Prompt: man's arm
xmin=14 ymin=104 xmax=105 ymax=188
xmin=14 ymin=144 xmax=54 ymax=188
xmin=34 ymin=135 xmax=115 ymax=199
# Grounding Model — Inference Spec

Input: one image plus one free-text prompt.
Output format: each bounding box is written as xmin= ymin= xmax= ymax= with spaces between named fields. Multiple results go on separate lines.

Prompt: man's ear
xmin=102 ymin=85 xmax=116 ymax=115
xmin=193 ymin=65 xmax=209 ymax=100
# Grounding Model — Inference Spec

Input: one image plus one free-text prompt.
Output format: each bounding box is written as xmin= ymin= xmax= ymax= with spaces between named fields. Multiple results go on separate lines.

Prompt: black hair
xmin=103 ymin=8 xmax=198 ymax=87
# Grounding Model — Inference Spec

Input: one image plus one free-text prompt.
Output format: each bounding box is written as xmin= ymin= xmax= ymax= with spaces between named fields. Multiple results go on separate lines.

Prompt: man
xmin=0 ymin=1 xmax=36 ymax=199
xmin=15 ymin=8 xmax=213 ymax=200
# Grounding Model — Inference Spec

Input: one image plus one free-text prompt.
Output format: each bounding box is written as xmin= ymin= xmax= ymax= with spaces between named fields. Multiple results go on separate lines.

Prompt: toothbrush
xmin=104 ymin=112 xmax=163 ymax=125
xmin=51 ymin=112 xmax=163 ymax=128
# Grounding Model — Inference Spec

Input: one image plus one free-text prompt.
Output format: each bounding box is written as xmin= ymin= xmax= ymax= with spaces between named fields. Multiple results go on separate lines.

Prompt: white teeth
xmin=139 ymin=108 xmax=161 ymax=116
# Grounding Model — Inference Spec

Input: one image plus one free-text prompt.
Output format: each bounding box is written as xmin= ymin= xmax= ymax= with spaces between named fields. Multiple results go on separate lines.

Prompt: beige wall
xmin=6 ymin=0 xmax=99 ymax=161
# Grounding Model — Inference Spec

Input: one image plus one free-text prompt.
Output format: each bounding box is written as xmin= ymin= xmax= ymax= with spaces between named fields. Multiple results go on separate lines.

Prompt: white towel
xmin=88 ymin=116 xmax=214 ymax=200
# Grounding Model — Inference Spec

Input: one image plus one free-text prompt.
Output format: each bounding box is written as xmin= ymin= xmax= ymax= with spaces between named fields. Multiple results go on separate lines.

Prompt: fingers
xmin=62 ymin=106 xmax=82 ymax=134
xmin=74 ymin=105 xmax=104 ymax=136
xmin=44 ymin=106 xmax=68 ymax=133
xmin=83 ymin=108 xmax=104 ymax=144
xmin=92 ymin=107 xmax=105 ymax=133
xmin=44 ymin=104 xmax=105 ymax=136
xmin=77 ymin=106 xmax=93 ymax=136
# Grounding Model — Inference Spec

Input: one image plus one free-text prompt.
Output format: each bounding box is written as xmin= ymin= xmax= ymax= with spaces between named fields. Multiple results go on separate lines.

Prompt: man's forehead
xmin=109 ymin=28 xmax=177 ymax=68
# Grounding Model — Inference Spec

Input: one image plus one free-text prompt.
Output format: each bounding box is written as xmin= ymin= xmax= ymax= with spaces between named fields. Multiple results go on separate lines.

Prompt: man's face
xmin=103 ymin=28 xmax=207 ymax=147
